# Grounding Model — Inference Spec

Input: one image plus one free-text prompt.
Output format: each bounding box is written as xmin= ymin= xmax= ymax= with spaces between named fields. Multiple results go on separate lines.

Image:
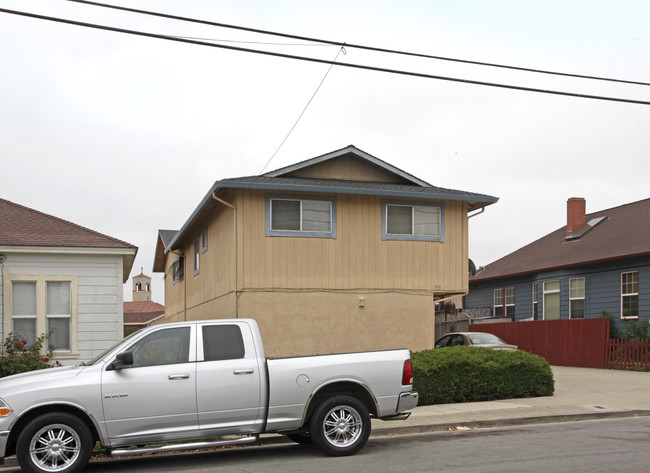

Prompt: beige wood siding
xmin=237 ymin=190 xmax=467 ymax=294
xmin=286 ymin=155 xmax=411 ymax=183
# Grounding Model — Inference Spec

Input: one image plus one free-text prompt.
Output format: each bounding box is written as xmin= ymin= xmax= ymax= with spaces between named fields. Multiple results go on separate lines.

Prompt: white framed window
xmin=382 ymin=200 xmax=444 ymax=241
xmin=569 ymin=278 xmax=585 ymax=319
xmin=532 ymin=283 xmax=539 ymax=320
xmin=543 ymin=280 xmax=561 ymax=320
xmin=6 ymin=276 xmax=78 ymax=355
xmin=266 ymin=194 xmax=336 ymax=238
xmin=493 ymin=287 xmax=514 ymax=317
xmin=621 ymin=271 xmax=639 ymax=319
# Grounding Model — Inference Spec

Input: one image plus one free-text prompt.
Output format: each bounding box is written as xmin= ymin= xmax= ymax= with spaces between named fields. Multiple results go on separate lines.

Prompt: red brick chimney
xmin=567 ymin=197 xmax=586 ymax=234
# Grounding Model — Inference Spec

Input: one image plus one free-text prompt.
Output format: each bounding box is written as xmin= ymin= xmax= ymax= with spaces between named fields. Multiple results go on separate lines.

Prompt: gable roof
xmin=0 ymin=198 xmax=137 ymax=281
xmin=471 ymin=198 xmax=650 ymax=282
xmin=153 ymin=229 xmax=179 ymax=272
xmin=161 ymin=145 xmax=498 ymax=255
xmin=123 ymin=301 xmax=165 ymax=324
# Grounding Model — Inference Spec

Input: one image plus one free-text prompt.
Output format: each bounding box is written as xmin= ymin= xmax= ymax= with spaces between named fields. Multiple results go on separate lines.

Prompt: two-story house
xmin=0 ymin=198 xmax=137 ymax=364
xmin=465 ymin=197 xmax=650 ymax=330
xmin=153 ymin=145 xmax=498 ymax=356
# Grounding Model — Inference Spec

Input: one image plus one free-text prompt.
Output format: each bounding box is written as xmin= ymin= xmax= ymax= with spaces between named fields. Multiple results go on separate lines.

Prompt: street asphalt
xmin=1 ymin=366 xmax=648 ymax=470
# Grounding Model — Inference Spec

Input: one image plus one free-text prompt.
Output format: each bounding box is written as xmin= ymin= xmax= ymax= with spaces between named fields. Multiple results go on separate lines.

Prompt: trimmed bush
xmin=412 ymin=347 xmax=554 ymax=405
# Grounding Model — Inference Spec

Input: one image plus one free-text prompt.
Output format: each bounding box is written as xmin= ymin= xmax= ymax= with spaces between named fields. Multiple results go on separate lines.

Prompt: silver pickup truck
xmin=0 ymin=318 xmax=417 ymax=473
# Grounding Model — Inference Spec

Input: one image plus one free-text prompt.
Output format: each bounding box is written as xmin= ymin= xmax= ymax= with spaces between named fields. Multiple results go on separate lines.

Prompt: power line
xmin=2 ymin=7 xmax=649 ymax=106
xmin=67 ymin=0 xmax=650 ymax=87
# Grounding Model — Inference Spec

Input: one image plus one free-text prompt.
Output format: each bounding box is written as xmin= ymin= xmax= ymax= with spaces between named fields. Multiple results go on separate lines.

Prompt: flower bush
xmin=0 ymin=332 xmax=60 ymax=378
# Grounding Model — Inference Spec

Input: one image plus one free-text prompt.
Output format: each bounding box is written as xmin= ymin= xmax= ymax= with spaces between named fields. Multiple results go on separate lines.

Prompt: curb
xmin=370 ymin=409 xmax=650 ymax=436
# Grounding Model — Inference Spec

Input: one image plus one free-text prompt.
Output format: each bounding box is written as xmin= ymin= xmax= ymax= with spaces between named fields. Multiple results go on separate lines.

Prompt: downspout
xmin=468 ymin=206 xmax=485 ymax=219
xmin=0 ymin=254 xmax=5 ymax=342
xmin=212 ymin=193 xmax=238 ymax=318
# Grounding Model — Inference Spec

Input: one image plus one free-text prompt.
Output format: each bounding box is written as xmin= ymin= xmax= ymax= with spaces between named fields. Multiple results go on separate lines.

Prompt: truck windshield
xmin=84 ymin=330 xmax=140 ymax=366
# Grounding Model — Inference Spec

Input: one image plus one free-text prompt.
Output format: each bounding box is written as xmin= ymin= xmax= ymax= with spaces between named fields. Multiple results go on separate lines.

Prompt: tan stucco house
xmin=153 ymin=145 xmax=497 ymax=356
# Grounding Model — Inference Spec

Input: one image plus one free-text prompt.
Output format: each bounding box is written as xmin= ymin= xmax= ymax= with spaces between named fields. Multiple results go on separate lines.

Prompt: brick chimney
xmin=567 ymin=197 xmax=586 ymax=234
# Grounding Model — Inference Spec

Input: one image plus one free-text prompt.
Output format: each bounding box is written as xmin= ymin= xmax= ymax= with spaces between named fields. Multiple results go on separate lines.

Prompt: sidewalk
xmin=372 ymin=365 xmax=650 ymax=436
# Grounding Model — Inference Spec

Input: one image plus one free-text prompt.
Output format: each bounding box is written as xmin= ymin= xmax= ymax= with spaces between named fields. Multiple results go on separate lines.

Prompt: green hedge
xmin=412 ymin=347 xmax=554 ymax=405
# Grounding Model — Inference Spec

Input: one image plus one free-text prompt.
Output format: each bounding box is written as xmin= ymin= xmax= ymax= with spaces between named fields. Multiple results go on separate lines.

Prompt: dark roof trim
xmin=264 ymin=145 xmax=432 ymax=187
xmin=471 ymin=250 xmax=650 ymax=282
xmin=215 ymin=180 xmax=498 ymax=203
xmin=167 ymin=178 xmax=497 ymax=251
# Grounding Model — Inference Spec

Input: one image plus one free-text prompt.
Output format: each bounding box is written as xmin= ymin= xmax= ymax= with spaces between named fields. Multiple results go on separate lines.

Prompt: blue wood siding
xmin=466 ymin=256 xmax=650 ymax=328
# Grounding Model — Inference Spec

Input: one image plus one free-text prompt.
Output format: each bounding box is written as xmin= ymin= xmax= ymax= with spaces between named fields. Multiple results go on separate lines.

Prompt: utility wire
xmin=67 ymin=0 xmax=650 ymax=87
xmin=257 ymin=46 xmax=346 ymax=176
xmin=2 ymin=8 xmax=649 ymax=106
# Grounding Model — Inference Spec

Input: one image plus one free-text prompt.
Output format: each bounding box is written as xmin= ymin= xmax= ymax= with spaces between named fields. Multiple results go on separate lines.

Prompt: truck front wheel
xmin=16 ymin=412 xmax=93 ymax=473
xmin=309 ymin=395 xmax=370 ymax=456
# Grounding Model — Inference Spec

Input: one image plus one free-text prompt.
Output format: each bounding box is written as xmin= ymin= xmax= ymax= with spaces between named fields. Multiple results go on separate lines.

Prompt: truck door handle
xmin=233 ymin=369 xmax=254 ymax=375
xmin=168 ymin=373 xmax=190 ymax=380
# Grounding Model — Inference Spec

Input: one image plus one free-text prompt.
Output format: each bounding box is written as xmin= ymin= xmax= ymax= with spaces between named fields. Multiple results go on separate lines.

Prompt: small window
xmin=621 ymin=271 xmax=639 ymax=319
xmin=569 ymin=278 xmax=585 ymax=319
xmin=202 ymin=325 xmax=245 ymax=361
xmin=201 ymin=229 xmax=208 ymax=253
xmin=543 ymin=280 xmax=561 ymax=320
xmin=172 ymin=256 xmax=185 ymax=284
xmin=193 ymin=238 xmax=200 ymax=275
xmin=130 ymin=327 xmax=190 ymax=367
xmin=266 ymin=194 xmax=336 ymax=238
xmin=382 ymin=200 xmax=444 ymax=241
xmin=532 ymin=283 xmax=539 ymax=320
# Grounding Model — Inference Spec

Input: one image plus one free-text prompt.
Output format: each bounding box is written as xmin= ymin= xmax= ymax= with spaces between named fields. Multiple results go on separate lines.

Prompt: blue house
xmin=465 ymin=197 xmax=650 ymax=330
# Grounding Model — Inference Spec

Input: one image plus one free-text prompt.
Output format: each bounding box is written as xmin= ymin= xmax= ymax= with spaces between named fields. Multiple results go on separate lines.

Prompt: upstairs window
xmin=172 ymin=256 xmax=185 ymax=284
xmin=621 ymin=271 xmax=639 ymax=319
xmin=266 ymin=194 xmax=336 ymax=238
xmin=193 ymin=238 xmax=200 ymax=275
xmin=382 ymin=200 xmax=444 ymax=241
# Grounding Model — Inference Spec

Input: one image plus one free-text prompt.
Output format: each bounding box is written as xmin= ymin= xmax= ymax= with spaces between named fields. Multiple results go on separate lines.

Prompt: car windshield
xmin=84 ymin=330 xmax=141 ymax=366
xmin=468 ymin=333 xmax=506 ymax=345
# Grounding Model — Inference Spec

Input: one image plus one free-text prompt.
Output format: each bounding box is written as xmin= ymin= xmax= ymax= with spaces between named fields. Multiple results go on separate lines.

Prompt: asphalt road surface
xmin=3 ymin=416 xmax=649 ymax=473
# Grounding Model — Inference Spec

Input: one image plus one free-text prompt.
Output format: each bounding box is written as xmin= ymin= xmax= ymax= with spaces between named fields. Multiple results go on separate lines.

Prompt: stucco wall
xmin=237 ymin=291 xmax=435 ymax=357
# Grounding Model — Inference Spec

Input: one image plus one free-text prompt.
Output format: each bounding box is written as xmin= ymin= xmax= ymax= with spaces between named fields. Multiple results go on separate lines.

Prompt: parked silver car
xmin=435 ymin=332 xmax=518 ymax=350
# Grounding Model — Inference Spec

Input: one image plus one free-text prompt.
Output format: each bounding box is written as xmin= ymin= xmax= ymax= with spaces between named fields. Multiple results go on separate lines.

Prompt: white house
xmin=0 ymin=198 xmax=137 ymax=364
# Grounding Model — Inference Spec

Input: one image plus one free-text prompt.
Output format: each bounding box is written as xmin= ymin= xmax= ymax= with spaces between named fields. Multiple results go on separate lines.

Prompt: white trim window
xmin=266 ymin=195 xmax=336 ymax=238
xmin=532 ymin=283 xmax=539 ymax=320
xmin=172 ymin=256 xmax=185 ymax=284
xmin=382 ymin=200 xmax=444 ymax=241
xmin=493 ymin=287 xmax=515 ymax=317
xmin=621 ymin=271 xmax=639 ymax=319
xmin=7 ymin=276 xmax=78 ymax=355
xmin=543 ymin=280 xmax=561 ymax=320
xmin=569 ymin=278 xmax=585 ymax=319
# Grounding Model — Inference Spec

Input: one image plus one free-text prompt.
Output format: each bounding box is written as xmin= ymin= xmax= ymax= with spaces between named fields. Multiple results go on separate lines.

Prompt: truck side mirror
xmin=107 ymin=351 xmax=134 ymax=370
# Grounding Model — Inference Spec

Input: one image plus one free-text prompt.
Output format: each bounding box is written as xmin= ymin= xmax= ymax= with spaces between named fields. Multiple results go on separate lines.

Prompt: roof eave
xmin=168 ymin=179 xmax=498 ymax=251
xmin=471 ymin=251 xmax=650 ymax=283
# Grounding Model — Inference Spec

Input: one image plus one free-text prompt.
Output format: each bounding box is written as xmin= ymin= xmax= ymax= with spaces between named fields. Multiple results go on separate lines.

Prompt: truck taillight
xmin=402 ymin=359 xmax=413 ymax=385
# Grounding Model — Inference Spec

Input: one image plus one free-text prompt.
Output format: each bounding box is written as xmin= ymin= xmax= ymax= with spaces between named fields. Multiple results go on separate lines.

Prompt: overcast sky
xmin=2 ymin=0 xmax=649 ymax=303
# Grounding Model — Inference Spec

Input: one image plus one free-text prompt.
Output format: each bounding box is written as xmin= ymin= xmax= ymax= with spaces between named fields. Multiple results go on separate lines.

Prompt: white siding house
xmin=0 ymin=199 xmax=137 ymax=365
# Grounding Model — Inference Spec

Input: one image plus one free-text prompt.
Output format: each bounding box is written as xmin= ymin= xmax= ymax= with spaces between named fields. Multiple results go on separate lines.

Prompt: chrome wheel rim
xmin=29 ymin=423 xmax=81 ymax=472
xmin=322 ymin=405 xmax=363 ymax=448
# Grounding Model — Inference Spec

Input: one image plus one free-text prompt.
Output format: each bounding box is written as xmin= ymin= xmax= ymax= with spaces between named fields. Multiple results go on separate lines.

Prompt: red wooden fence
xmin=606 ymin=338 xmax=650 ymax=370
xmin=469 ymin=318 xmax=609 ymax=368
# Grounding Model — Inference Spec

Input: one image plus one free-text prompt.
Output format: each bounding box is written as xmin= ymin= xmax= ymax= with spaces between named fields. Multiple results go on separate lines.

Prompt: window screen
xmin=203 ymin=325 xmax=245 ymax=361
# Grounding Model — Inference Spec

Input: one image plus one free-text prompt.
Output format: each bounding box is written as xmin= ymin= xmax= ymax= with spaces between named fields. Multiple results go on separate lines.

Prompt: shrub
xmin=0 ymin=333 xmax=60 ymax=378
xmin=412 ymin=347 xmax=554 ymax=405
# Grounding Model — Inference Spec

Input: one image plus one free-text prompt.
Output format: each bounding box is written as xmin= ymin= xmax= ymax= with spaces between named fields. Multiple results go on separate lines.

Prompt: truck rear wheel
xmin=16 ymin=412 xmax=93 ymax=473
xmin=309 ymin=395 xmax=370 ymax=456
